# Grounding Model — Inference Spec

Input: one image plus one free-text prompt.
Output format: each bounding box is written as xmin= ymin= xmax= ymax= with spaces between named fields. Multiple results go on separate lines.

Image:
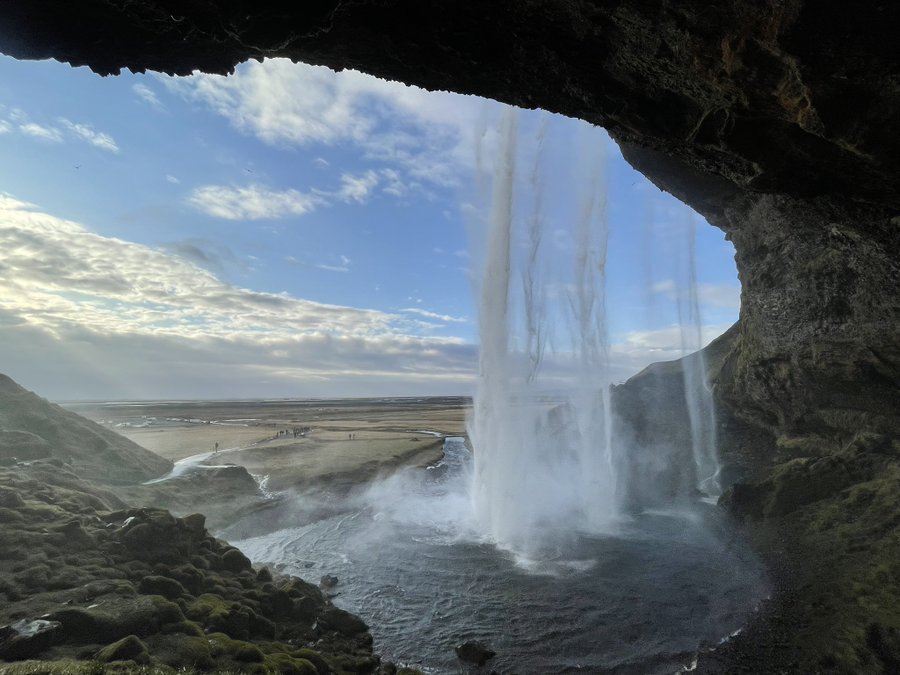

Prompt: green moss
xmin=186 ymin=593 xmax=233 ymax=622
xmin=145 ymin=633 xmax=214 ymax=670
xmin=95 ymin=635 xmax=149 ymax=664
xmin=735 ymin=449 xmax=900 ymax=672
xmin=289 ymin=648 xmax=332 ymax=674
xmin=159 ymin=620 xmax=204 ymax=637
xmin=264 ymin=653 xmax=318 ymax=674
xmin=206 ymin=632 xmax=263 ymax=662
xmin=0 ymin=660 xmax=182 ymax=674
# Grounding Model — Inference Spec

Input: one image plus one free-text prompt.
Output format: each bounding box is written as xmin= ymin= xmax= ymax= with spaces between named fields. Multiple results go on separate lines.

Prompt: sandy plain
xmin=70 ymin=397 xmax=470 ymax=491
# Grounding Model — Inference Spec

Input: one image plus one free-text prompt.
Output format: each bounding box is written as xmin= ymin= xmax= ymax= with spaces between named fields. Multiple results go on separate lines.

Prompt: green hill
xmin=0 ymin=375 xmax=172 ymax=483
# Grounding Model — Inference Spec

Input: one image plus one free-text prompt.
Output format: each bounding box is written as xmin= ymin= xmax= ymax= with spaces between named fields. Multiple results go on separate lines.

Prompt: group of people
xmin=276 ymin=426 xmax=310 ymax=439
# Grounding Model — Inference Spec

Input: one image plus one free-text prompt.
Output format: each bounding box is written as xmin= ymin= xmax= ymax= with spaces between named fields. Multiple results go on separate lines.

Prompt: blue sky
xmin=0 ymin=55 xmax=740 ymax=400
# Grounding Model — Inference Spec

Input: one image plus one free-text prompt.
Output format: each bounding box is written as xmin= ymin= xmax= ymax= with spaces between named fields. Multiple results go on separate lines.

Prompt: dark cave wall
xmin=723 ymin=194 xmax=900 ymax=446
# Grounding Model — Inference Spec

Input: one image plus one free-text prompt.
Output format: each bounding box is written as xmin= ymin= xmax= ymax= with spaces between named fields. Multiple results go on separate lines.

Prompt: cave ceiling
xmin=1 ymin=1 xmax=898 ymax=225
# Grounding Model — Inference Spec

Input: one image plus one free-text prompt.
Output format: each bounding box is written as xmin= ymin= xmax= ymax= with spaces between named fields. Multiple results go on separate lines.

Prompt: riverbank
xmin=66 ymin=398 xmax=467 ymax=532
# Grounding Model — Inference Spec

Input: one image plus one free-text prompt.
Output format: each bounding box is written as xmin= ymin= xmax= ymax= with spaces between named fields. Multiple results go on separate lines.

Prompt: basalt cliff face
xmin=2 ymin=1 xmax=899 ymax=672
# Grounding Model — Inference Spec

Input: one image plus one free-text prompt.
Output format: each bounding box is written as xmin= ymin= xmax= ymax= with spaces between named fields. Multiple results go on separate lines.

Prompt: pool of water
xmin=231 ymin=439 xmax=767 ymax=674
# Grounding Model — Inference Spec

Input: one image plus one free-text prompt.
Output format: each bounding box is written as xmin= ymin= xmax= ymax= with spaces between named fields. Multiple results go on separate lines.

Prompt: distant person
xmin=214 ymin=441 xmax=219 ymax=453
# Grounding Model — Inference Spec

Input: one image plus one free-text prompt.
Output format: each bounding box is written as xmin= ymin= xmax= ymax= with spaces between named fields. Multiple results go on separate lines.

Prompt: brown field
xmin=69 ymin=397 xmax=470 ymax=490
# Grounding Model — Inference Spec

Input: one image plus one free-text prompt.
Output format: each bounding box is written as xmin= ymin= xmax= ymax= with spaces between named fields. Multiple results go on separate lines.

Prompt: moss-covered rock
xmin=221 ymin=547 xmax=253 ymax=573
xmin=0 ymin=452 xmax=380 ymax=675
xmin=49 ymin=595 xmax=185 ymax=643
xmin=318 ymin=606 xmax=368 ymax=637
xmin=0 ymin=619 xmax=61 ymax=660
xmin=265 ymin=652 xmax=319 ymax=674
xmin=138 ymin=576 xmax=186 ymax=601
xmin=95 ymin=635 xmax=149 ymax=664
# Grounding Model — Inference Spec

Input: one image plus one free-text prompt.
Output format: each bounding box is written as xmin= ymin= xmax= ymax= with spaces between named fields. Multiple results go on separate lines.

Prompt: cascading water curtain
xmin=678 ymin=213 xmax=722 ymax=497
xmin=469 ymin=107 xmax=618 ymax=558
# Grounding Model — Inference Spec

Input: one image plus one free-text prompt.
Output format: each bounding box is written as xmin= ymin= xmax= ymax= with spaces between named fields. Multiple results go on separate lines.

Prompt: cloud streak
xmin=1 ymin=108 xmax=119 ymax=152
xmin=401 ymin=308 xmax=468 ymax=324
xmin=59 ymin=118 xmax=119 ymax=153
xmin=188 ymin=184 xmax=323 ymax=220
xmin=19 ymin=122 xmax=63 ymax=142
xmin=133 ymin=82 xmax=165 ymax=110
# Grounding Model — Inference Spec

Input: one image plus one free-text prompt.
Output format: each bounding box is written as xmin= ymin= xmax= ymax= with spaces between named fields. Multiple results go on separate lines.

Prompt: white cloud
xmin=188 ymin=184 xmax=323 ymax=220
xmin=336 ymin=170 xmax=380 ymax=203
xmin=166 ymin=174 xmax=180 ymax=184
xmin=316 ymin=255 xmax=352 ymax=273
xmin=651 ymin=278 xmax=741 ymax=311
xmin=4 ymin=108 xmax=119 ymax=152
xmin=133 ymin=83 xmax=164 ymax=110
xmin=190 ymin=170 xmax=391 ymax=221
xmin=19 ymin=122 xmax=63 ymax=142
xmin=59 ymin=118 xmax=119 ymax=153
xmin=401 ymin=308 xmax=467 ymax=324
xmin=164 ymin=59 xmax=484 ymax=188
xmin=0 ymin=194 xmax=477 ymax=399
xmin=698 ymin=283 xmax=741 ymax=310
xmin=380 ymin=168 xmax=407 ymax=197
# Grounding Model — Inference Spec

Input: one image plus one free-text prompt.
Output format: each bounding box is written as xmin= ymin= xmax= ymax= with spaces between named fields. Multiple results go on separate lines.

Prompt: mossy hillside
xmin=0 ymin=376 xmax=171 ymax=483
xmin=0 ymin=461 xmax=394 ymax=674
xmin=716 ymin=432 xmax=900 ymax=673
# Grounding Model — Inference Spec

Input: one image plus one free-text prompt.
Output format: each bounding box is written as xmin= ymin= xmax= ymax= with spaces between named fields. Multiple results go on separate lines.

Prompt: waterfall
xmin=677 ymin=215 xmax=721 ymax=498
xmin=468 ymin=108 xmax=617 ymax=556
xmin=468 ymin=107 xmax=723 ymax=556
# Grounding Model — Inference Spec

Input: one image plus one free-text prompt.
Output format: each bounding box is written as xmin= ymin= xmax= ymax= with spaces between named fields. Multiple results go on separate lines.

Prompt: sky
xmin=0 ymin=55 xmax=741 ymax=401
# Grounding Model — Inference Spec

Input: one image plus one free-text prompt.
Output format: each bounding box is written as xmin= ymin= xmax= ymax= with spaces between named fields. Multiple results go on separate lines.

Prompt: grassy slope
xmin=0 ymin=375 xmax=172 ymax=483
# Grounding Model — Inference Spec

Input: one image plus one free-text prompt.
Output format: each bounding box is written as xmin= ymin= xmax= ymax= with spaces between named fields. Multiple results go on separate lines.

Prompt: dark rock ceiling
xmin=1 ymin=1 xmax=898 ymax=219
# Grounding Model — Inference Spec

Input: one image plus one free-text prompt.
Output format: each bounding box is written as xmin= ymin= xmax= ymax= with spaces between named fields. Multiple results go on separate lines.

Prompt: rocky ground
xmin=0 ymin=377 xmax=436 ymax=674
xmin=0 ymin=460 xmax=418 ymax=675
xmin=697 ymin=430 xmax=900 ymax=674
xmin=615 ymin=332 xmax=900 ymax=674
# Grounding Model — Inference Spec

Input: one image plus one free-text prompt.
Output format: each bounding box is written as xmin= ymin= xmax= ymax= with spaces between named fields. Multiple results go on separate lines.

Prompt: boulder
xmin=139 ymin=575 xmax=187 ymax=600
xmin=221 ymin=547 xmax=252 ymax=573
xmin=95 ymin=634 xmax=150 ymax=663
xmin=318 ymin=606 xmax=368 ymax=636
xmin=455 ymin=640 xmax=496 ymax=666
xmin=0 ymin=619 xmax=60 ymax=660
